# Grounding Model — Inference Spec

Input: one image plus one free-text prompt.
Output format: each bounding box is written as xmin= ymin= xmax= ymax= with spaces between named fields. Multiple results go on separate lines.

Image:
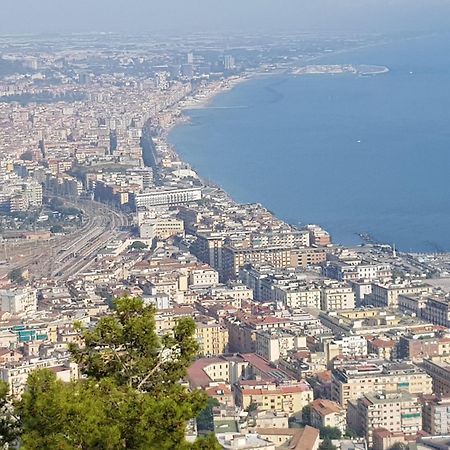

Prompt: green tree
xmin=7 ymin=297 xmax=221 ymax=450
xmin=50 ymin=224 xmax=64 ymax=234
xmin=388 ymin=444 xmax=409 ymax=450
xmin=0 ymin=381 xmax=21 ymax=447
xmin=319 ymin=439 xmax=337 ymax=450
xmin=320 ymin=426 xmax=342 ymax=440
xmin=129 ymin=241 xmax=148 ymax=251
xmin=344 ymin=427 xmax=358 ymax=439
xmin=8 ymin=268 xmax=25 ymax=285
xmin=301 ymin=404 xmax=312 ymax=425
xmin=244 ymin=400 xmax=258 ymax=413
xmin=197 ymin=398 xmax=220 ymax=432
xmin=49 ymin=197 xmax=64 ymax=210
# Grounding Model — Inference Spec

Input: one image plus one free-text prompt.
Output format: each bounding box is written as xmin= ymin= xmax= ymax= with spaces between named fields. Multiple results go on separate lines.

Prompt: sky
xmin=1 ymin=0 xmax=450 ymax=35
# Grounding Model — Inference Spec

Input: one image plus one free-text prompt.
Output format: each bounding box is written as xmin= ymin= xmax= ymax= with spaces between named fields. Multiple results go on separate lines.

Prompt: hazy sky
xmin=1 ymin=0 xmax=450 ymax=35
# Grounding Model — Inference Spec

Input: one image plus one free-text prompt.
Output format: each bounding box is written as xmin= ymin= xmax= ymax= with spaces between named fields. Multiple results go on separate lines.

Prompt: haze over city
xmin=2 ymin=0 xmax=450 ymax=34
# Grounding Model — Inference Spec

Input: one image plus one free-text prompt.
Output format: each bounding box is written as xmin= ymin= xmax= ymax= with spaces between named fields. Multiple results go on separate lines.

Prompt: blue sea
xmin=169 ymin=33 xmax=450 ymax=252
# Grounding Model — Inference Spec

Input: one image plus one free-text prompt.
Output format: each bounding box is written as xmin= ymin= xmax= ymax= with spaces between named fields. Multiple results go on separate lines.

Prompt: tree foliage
xmin=128 ymin=241 xmax=148 ymax=251
xmin=197 ymin=398 xmax=220 ymax=432
xmin=50 ymin=224 xmax=64 ymax=234
xmin=8 ymin=268 xmax=26 ymax=285
xmin=0 ymin=381 xmax=21 ymax=447
xmin=320 ymin=426 xmax=342 ymax=440
xmin=301 ymin=404 xmax=312 ymax=425
xmin=319 ymin=438 xmax=338 ymax=450
xmin=1 ymin=297 xmax=221 ymax=450
xmin=388 ymin=444 xmax=409 ymax=450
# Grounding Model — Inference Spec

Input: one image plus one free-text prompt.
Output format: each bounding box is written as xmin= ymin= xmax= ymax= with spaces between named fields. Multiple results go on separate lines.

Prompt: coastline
xmin=152 ymin=34 xmax=437 ymax=251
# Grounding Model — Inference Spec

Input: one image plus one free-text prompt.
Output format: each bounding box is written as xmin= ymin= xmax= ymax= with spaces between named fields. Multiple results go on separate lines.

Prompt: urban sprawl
xmin=1 ymin=33 xmax=450 ymax=450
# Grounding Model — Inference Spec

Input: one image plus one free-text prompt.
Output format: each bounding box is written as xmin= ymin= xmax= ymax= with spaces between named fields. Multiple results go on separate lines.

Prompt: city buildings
xmin=234 ymin=380 xmax=313 ymax=417
xmin=310 ymin=399 xmax=346 ymax=434
xmin=331 ymin=361 xmax=432 ymax=407
xmin=2 ymin=32 xmax=450 ymax=449
xmin=348 ymin=392 xmax=422 ymax=446
xmin=0 ymin=288 xmax=37 ymax=315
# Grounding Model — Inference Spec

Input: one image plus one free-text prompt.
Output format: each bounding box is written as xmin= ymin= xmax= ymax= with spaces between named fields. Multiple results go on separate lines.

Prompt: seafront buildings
xmin=2 ymin=33 xmax=450 ymax=449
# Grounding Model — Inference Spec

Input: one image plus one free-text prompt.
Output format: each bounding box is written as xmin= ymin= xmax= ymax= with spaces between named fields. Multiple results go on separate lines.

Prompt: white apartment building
xmin=0 ymin=288 xmax=38 ymax=315
xmin=189 ymin=268 xmax=219 ymax=288
xmin=273 ymin=284 xmax=321 ymax=309
xmin=0 ymin=358 xmax=79 ymax=396
xmin=329 ymin=335 xmax=368 ymax=358
xmin=255 ymin=329 xmax=307 ymax=362
xmin=133 ymin=187 xmax=202 ymax=209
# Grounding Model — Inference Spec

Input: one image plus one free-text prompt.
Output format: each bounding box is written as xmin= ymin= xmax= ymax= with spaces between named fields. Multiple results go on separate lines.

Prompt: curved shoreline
xmin=291 ymin=64 xmax=389 ymax=76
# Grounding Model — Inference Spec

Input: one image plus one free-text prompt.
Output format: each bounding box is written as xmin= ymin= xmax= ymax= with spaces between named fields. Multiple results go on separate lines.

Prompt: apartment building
xmin=273 ymin=284 xmax=321 ymax=309
xmin=369 ymin=283 xmax=432 ymax=308
xmin=255 ymin=329 xmax=307 ymax=362
xmin=422 ymin=358 xmax=450 ymax=396
xmin=348 ymin=391 xmax=422 ymax=446
xmin=0 ymin=288 xmax=38 ymax=315
xmin=421 ymin=395 xmax=450 ymax=435
xmin=193 ymin=233 xmax=224 ymax=271
xmin=222 ymin=245 xmax=294 ymax=281
xmin=133 ymin=187 xmax=202 ymax=209
xmin=331 ymin=361 xmax=432 ymax=407
xmin=320 ymin=282 xmax=355 ymax=311
xmin=188 ymin=267 xmax=219 ymax=287
xmin=290 ymin=247 xmax=328 ymax=268
xmin=323 ymin=261 xmax=391 ymax=283
xmin=139 ymin=217 xmax=184 ymax=240
xmin=327 ymin=335 xmax=368 ymax=359
xmin=195 ymin=321 xmax=229 ymax=356
xmin=310 ymin=399 xmax=346 ymax=434
xmin=0 ymin=358 xmax=79 ymax=396
xmin=235 ymin=380 xmax=313 ymax=417
xmin=397 ymin=333 xmax=450 ymax=362
xmin=422 ymin=297 xmax=450 ymax=327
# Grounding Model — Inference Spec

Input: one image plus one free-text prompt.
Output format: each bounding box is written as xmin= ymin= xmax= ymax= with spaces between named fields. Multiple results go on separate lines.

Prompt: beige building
xmin=139 ymin=217 xmax=184 ymax=240
xmin=256 ymin=426 xmax=320 ymax=450
xmin=331 ymin=361 xmax=432 ymax=407
xmin=255 ymin=329 xmax=307 ymax=362
xmin=235 ymin=380 xmax=313 ymax=417
xmin=326 ymin=335 xmax=367 ymax=359
xmin=195 ymin=321 xmax=229 ymax=356
xmin=423 ymin=297 xmax=450 ymax=327
xmin=369 ymin=283 xmax=432 ymax=308
xmin=222 ymin=245 xmax=294 ymax=281
xmin=155 ymin=306 xmax=194 ymax=333
xmin=187 ymin=357 xmax=232 ymax=389
xmin=422 ymin=357 xmax=450 ymax=396
xmin=0 ymin=288 xmax=37 ymax=315
xmin=422 ymin=395 xmax=450 ymax=435
xmin=188 ymin=267 xmax=219 ymax=287
xmin=348 ymin=392 xmax=422 ymax=446
xmin=194 ymin=233 xmax=224 ymax=271
xmin=319 ymin=307 xmax=436 ymax=337
xmin=310 ymin=399 xmax=346 ymax=433
xmin=291 ymin=247 xmax=328 ymax=268
xmin=320 ymin=282 xmax=355 ymax=311
xmin=273 ymin=284 xmax=321 ymax=309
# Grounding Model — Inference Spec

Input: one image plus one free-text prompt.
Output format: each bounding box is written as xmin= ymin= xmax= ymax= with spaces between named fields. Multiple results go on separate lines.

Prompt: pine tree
xmin=2 ymin=297 xmax=221 ymax=450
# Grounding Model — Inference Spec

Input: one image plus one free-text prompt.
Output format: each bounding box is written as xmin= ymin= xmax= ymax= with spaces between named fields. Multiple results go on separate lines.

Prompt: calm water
xmin=169 ymin=34 xmax=450 ymax=252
